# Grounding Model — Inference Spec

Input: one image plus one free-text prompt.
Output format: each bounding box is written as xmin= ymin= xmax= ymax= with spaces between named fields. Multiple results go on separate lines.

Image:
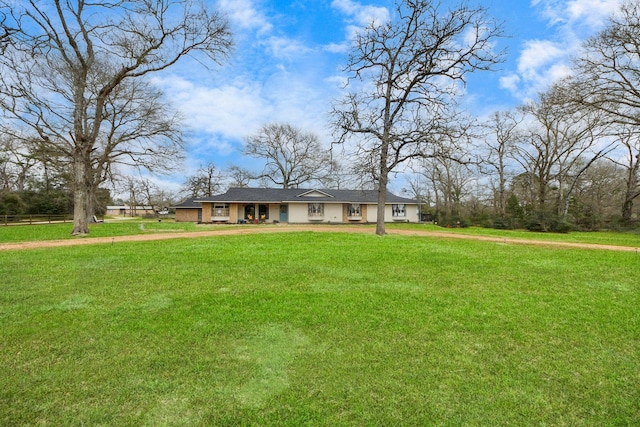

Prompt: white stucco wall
xmin=287 ymin=203 xmax=343 ymax=223
xmin=366 ymin=204 xmax=377 ymax=223
xmin=286 ymin=202 xmax=418 ymax=223
xmin=287 ymin=203 xmax=305 ymax=223
xmin=364 ymin=203 xmax=418 ymax=223
xmin=268 ymin=204 xmax=278 ymax=221
xmin=384 ymin=204 xmax=418 ymax=223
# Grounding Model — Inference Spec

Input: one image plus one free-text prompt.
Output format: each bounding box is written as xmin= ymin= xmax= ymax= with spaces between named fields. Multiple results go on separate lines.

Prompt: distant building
xmin=106 ymin=205 xmax=155 ymax=217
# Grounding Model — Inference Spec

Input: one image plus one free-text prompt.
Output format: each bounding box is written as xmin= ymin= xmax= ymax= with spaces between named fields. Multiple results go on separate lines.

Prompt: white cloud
xmin=217 ymin=0 xmax=272 ymax=34
xmin=332 ymin=0 xmax=390 ymax=27
xmin=502 ymin=0 xmax=621 ymax=101
xmin=517 ymin=39 xmax=565 ymax=78
xmin=263 ymin=36 xmax=313 ymax=60
xmin=536 ymin=0 xmax=621 ymax=29
xmin=153 ymin=74 xmax=268 ymax=143
xmin=323 ymin=42 xmax=349 ymax=54
xmin=218 ymin=0 xmax=315 ymax=62
xmin=546 ymin=62 xmax=573 ymax=82
xmin=143 ymin=1 xmax=344 ymax=180
xmin=499 ymin=39 xmax=571 ymax=99
xmin=499 ymin=74 xmax=521 ymax=93
xmin=331 ymin=0 xmax=390 ymax=42
xmin=153 ymin=63 xmax=338 ymax=155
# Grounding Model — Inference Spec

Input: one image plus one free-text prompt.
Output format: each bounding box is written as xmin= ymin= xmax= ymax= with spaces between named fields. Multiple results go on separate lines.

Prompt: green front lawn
xmin=2 ymin=220 xmax=639 ymax=248
xmin=1 ymin=232 xmax=639 ymax=425
xmin=0 ymin=219 xmax=202 ymax=243
xmin=386 ymin=222 xmax=640 ymax=248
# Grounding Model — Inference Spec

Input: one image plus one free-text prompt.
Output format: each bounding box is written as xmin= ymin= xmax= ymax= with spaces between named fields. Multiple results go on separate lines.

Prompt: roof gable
xmin=297 ymin=189 xmax=334 ymax=198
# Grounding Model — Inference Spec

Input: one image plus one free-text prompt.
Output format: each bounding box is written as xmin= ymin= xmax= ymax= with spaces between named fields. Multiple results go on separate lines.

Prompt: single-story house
xmin=174 ymin=187 xmax=419 ymax=224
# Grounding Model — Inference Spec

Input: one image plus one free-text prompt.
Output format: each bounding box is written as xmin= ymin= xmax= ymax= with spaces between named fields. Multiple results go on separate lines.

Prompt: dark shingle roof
xmin=193 ymin=188 xmax=416 ymax=204
xmin=171 ymin=198 xmax=201 ymax=209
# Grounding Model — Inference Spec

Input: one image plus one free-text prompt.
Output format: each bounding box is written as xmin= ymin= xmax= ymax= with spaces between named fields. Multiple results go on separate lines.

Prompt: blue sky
xmin=150 ymin=0 xmax=623 ymax=196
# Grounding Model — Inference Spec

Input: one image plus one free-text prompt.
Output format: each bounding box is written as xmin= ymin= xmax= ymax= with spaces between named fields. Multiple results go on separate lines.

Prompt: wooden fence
xmin=0 ymin=214 xmax=74 ymax=226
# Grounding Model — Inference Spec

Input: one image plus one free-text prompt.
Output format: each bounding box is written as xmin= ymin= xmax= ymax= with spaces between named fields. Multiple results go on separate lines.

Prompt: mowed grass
xmin=1 ymin=231 xmax=639 ymax=425
xmin=0 ymin=219 xmax=202 ymax=243
xmin=2 ymin=219 xmax=639 ymax=248
xmin=386 ymin=222 xmax=640 ymax=248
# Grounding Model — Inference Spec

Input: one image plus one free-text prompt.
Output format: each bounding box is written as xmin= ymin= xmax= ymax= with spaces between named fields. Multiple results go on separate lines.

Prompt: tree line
xmin=2 ymin=1 xmax=640 ymax=234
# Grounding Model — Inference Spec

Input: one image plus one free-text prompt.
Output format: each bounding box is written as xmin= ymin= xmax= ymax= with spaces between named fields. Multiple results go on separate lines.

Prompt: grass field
xmin=1 ymin=218 xmax=640 ymax=247
xmin=385 ymin=222 xmax=640 ymax=248
xmin=0 ymin=218 xmax=202 ymax=243
xmin=1 ymin=225 xmax=639 ymax=425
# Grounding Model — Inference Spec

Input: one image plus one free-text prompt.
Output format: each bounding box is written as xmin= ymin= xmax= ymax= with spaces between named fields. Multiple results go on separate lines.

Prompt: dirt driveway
xmin=1 ymin=224 xmax=639 ymax=252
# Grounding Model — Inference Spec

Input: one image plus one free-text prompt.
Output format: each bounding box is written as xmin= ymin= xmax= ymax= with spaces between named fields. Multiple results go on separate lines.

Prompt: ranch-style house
xmin=173 ymin=187 xmax=419 ymax=224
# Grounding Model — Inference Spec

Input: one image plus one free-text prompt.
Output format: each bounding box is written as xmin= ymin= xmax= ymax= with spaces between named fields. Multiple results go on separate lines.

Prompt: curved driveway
xmin=1 ymin=225 xmax=638 ymax=252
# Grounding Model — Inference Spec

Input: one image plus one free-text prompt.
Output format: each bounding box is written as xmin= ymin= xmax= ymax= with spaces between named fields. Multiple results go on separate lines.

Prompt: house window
xmin=347 ymin=203 xmax=361 ymax=217
xmin=244 ymin=205 xmax=255 ymax=220
xmin=212 ymin=203 xmax=230 ymax=217
xmin=308 ymin=203 xmax=324 ymax=217
xmin=392 ymin=204 xmax=406 ymax=217
xmin=258 ymin=204 xmax=269 ymax=221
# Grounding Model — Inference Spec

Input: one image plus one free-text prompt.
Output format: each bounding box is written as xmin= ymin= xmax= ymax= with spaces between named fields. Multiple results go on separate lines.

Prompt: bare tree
xmin=137 ymin=178 xmax=159 ymax=213
xmin=607 ymin=126 xmax=640 ymax=221
xmin=135 ymin=177 xmax=176 ymax=213
xmin=0 ymin=8 xmax=17 ymax=54
xmin=481 ymin=110 xmax=522 ymax=218
xmin=432 ymin=154 xmax=475 ymax=221
xmin=573 ymin=159 xmax=625 ymax=226
xmin=317 ymin=159 xmax=356 ymax=190
xmin=572 ymin=2 xmax=640 ymax=222
xmin=0 ymin=136 xmax=16 ymax=193
xmin=124 ymin=177 xmax=142 ymax=218
xmin=404 ymin=170 xmax=431 ymax=220
xmin=331 ymin=0 xmax=503 ymax=235
xmin=408 ymin=158 xmax=438 ymax=216
xmin=0 ymin=1 xmax=232 ymax=235
xmin=244 ymin=123 xmax=331 ymax=189
xmin=182 ymin=162 xmax=225 ymax=198
xmin=226 ymin=165 xmax=252 ymax=188
xmin=514 ymin=82 xmax=610 ymax=218
xmin=0 ymin=135 xmax=39 ymax=193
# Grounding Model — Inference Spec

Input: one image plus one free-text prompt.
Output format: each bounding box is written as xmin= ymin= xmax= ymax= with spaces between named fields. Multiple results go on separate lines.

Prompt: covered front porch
xmin=200 ymin=202 xmax=288 ymax=223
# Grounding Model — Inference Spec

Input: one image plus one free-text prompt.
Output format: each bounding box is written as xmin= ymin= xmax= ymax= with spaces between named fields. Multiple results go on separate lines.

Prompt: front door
xmin=279 ymin=204 xmax=288 ymax=222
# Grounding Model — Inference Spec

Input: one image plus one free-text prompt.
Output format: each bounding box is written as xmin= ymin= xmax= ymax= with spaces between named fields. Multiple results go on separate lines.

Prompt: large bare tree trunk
xmin=376 ymin=169 xmax=388 ymax=235
xmin=71 ymin=153 xmax=90 ymax=235
xmin=376 ymin=84 xmax=393 ymax=235
xmin=622 ymin=167 xmax=638 ymax=222
xmin=497 ymin=167 xmax=506 ymax=218
xmin=621 ymin=198 xmax=634 ymax=222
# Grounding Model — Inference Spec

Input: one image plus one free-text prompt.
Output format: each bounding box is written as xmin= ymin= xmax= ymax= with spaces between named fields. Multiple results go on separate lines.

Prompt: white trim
xmin=297 ymin=189 xmax=334 ymax=198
